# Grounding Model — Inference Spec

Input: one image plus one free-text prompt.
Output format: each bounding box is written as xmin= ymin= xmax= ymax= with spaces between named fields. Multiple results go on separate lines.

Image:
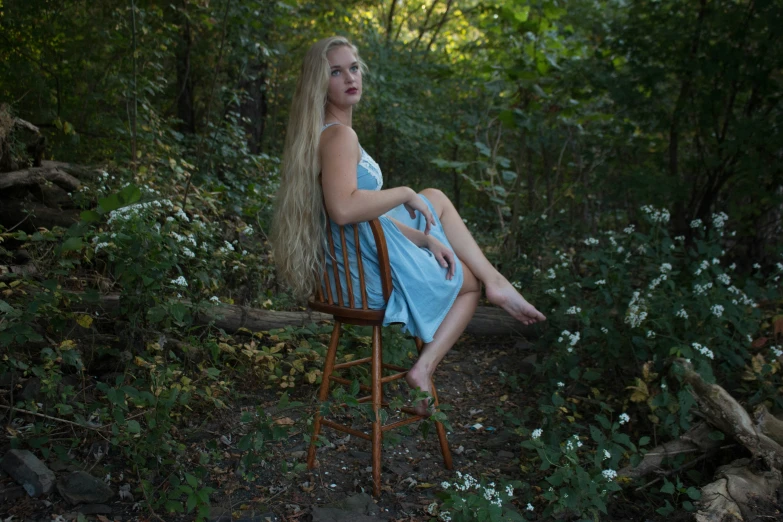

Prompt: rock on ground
xmin=56 ymin=471 xmax=114 ymax=505
xmin=0 ymin=449 xmax=56 ymax=497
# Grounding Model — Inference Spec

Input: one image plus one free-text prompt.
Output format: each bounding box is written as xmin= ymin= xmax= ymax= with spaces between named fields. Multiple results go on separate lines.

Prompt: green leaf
xmin=118 ymin=184 xmax=142 ymax=205
xmin=98 ymin=193 xmax=121 ymax=213
xmin=185 ymin=473 xmax=198 ymax=488
xmin=80 ymin=210 xmax=101 ymax=223
xmin=638 ymin=436 xmax=651 ymax=446
xmin=474 ymin=141 xmax=491 ymax=157
xmin=708 ymin=430 xmax=725 ymax=441
xmin=165 ymin=500 xmax=184 ymax=513
xmin=61 ymin=237 xmax=83 ymax=252
xmin=169 ymin=303 xmax=188 ymax=323
xmin=127 ymin=420 xmax=141 ymax=434
xmin=686 ymin=487 xmax=701 ymax=500
xmin=660 ymin=481 xmax=675 ymax=494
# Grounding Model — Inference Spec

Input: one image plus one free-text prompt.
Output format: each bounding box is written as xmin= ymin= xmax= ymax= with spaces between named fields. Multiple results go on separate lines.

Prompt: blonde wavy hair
xmin=271 ymin=36 xmax=367 ymax=301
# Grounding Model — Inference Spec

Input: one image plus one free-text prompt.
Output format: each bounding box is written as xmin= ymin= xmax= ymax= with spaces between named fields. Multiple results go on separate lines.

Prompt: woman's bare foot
xmin=485 ymin=276 xmax=547 ymax=325
xmin=405 ymin=365 xmax=434 ymax=416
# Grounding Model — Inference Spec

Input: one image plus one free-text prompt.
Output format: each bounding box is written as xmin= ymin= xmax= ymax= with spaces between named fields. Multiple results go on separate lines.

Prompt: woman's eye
xmin=350 ymin=66 xmax=359 ymax=72
xmin=331 ymin=70 xmax=340 ymax=76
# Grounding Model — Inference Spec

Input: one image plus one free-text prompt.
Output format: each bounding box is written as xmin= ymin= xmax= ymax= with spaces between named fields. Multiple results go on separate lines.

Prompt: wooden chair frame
xmin=306 ymin=218 xmax=453 ymax=496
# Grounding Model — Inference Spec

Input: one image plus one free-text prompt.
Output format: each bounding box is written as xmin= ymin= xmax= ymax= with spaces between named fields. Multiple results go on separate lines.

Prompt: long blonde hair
xmin=271 ymin=36 xmax=367 ymax=301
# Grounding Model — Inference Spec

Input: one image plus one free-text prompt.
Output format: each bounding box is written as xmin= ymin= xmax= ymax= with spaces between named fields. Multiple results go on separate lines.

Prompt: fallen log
xmin=695 ymin=459 xmax=779 ymax=522
xmin=670 ymin=359 xmax=783 ymax=522
xmin=0 ymin=165 xmax=81 ymax=192
xmin=87 ymin=294 xmax=541 ymax=338
xmin=618 ymin=422 xmax=724 ymax=481
xmin=0 ymin=200 xmax=80 ymax=231
xmin=678 ymin=359 xmax=783 ymax=470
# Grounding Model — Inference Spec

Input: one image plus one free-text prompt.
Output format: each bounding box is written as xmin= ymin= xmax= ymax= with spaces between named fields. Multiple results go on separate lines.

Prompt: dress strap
xmin=321 ymin=122 xmax=341 ymax=132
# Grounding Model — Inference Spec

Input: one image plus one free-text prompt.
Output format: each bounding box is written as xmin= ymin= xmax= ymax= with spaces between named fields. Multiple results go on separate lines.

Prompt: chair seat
xmin=308 ymin=300 xmax=386 ymax=325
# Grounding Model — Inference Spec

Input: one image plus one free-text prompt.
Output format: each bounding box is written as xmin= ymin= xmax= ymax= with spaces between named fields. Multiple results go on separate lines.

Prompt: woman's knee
xmin=419 ymin=188 xmax=452 ymax=216
xmin=421 ymin=187 xmax=453 ymax=204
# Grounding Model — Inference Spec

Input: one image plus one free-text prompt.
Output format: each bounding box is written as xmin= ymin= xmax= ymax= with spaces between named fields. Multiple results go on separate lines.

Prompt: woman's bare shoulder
xmin=320 ymin=124 xmax=359 ymax=159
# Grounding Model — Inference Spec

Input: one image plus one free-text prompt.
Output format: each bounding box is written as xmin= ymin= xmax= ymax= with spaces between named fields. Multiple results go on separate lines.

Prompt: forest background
xmin=1 ymin=0 xmax=782 ymax=521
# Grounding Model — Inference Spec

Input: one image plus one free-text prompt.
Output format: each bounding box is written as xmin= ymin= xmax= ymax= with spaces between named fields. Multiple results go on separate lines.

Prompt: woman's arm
xmin=320 ymin=125 xmax=434 ymax=229
xmin=387 ymin=217 xmax=457 ymax=280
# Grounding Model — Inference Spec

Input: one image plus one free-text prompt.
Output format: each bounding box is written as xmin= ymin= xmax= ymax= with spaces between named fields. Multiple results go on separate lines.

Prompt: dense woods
xmin=1 ymin=1 xmax=782 ymax=521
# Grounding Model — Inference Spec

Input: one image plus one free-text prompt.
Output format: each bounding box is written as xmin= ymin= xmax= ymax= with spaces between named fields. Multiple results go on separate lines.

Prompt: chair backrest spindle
xmin=353 ymin=226 xmax=368 ymax=309
xmin=326 ymin=225 xmax=344 ymax=307
xmin=340 ymin=227 xmax=355 ymax=308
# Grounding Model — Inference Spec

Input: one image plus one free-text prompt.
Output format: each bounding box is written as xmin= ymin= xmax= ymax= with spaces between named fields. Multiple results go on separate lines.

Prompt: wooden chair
xmin=306 ymin=218 xmax=453 ymax=496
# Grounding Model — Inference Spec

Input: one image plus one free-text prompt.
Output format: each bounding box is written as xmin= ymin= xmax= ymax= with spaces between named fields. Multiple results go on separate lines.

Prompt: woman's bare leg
xmin=419 ymin=188 xmax=546 ymax=325
xmin=406 ymin=262 xmax=480 ymax=415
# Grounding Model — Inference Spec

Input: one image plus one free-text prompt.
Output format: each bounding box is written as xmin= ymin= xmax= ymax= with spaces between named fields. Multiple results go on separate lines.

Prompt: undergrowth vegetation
xmin=2 ymin=158 xmax=780 ymax=520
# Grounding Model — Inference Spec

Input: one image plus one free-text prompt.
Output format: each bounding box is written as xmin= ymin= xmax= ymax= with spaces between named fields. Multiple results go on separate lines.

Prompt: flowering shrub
xmin=518 ymin=206 xmax=781 ymax=437
xmin=431 ymin=472 xmax=526 ymax=521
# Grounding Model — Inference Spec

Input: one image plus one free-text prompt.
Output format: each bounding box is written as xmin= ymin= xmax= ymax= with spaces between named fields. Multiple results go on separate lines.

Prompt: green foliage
xmin=432 ymin=474 xmax=527 ymax=522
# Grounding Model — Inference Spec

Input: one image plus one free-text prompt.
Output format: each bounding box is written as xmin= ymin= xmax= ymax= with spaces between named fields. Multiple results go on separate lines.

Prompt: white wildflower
xmin=557 ymin=382 xmax=565 ymax=388
xmin=584 ymin=237 xmax=599 ymax=246
xmin=618 ymin=413 xmax=630 ymax=425
xmin=624 ymin=225 xmax=635 ymax=234
xmin=675 ymin=307 xmax=688 ymax=319
xmin=624 ymin=292 xmax=648 ymax=328
xmin=171 ymin=276 xmax=188 ymax=287
xmin=209 ymin=296 xmax=220 ymax=304
xmin=717 ymin=273 xmax=731 ymax=285
xmin=646 ymin=330 xmax=656 ymax=339
xmin=710 ymin=304 xmax=724 ymax=317
xmin=601 ymin=327 xmax=609 ymax=334
xmin=660 ymin=263 xmax=672 ymax=274
xmin=690 ymin=219 xmax=703 ymax=229
xmin=175 ymin=209 xmax=190 ymax=222
xmin=602 ymin=469 xmax=617 ymax=481
xmin=640 ymin=205 xmax=671 ymax=223
xmin=566 ymin=306 xmax=582 ymax=315
xmin=526 ymin=503 xmax=534 ymax=512
xmin=546 ymin=268 xmax=556 ymax=279
xmin=595 ymin=279 xmax=606 ymax=285
xmin=692 ymin=342 xmax=715 ymax=359
xmin=531 ymin=429 xmax=543 ymax=440
xmin=711 ymin=212 xmax=728 ymax=229
xmin=603 ymin=449 xmax=611 ymax=460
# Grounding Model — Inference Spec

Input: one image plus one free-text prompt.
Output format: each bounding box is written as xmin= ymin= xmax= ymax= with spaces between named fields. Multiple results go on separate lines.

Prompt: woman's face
xmin=326 ymin=46 xmax=362 ymax=108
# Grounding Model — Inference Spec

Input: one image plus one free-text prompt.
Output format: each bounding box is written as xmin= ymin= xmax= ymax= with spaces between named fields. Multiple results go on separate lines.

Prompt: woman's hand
xmin=426 ymin=236 xmax=456 ymax=280
xmin=403 ymin=192 xmax=436 ymax=235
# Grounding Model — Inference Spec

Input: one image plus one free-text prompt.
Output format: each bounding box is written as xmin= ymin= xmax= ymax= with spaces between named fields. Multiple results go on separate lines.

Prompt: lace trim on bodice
xmin=321 ymin=123 xmax=383 ymax=190
xmin=359 ymin=147 xmax=383 ymax=189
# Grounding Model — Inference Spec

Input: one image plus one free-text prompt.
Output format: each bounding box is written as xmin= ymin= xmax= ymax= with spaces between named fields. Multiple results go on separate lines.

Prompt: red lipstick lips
xmin=346 ymin=88 xmax=358 ymax=94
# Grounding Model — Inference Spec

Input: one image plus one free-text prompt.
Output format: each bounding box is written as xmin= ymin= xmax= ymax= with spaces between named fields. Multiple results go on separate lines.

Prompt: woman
xmin=271 ymin=36 xmax=546 ymax=414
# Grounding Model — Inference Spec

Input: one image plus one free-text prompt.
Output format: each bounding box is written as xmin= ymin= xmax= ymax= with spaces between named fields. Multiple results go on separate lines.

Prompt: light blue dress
xmin=321 ymin=123 xmax=463 ymax=343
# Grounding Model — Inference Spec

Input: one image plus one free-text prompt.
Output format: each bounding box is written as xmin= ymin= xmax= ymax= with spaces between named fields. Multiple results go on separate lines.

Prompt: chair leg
xmin=371 ymin=325 xmax=383 ymax=496
xmin=415 ymin=337 xmax=453 ymax=470
xmin=308 ymin=321 xmax=342 ymax=470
